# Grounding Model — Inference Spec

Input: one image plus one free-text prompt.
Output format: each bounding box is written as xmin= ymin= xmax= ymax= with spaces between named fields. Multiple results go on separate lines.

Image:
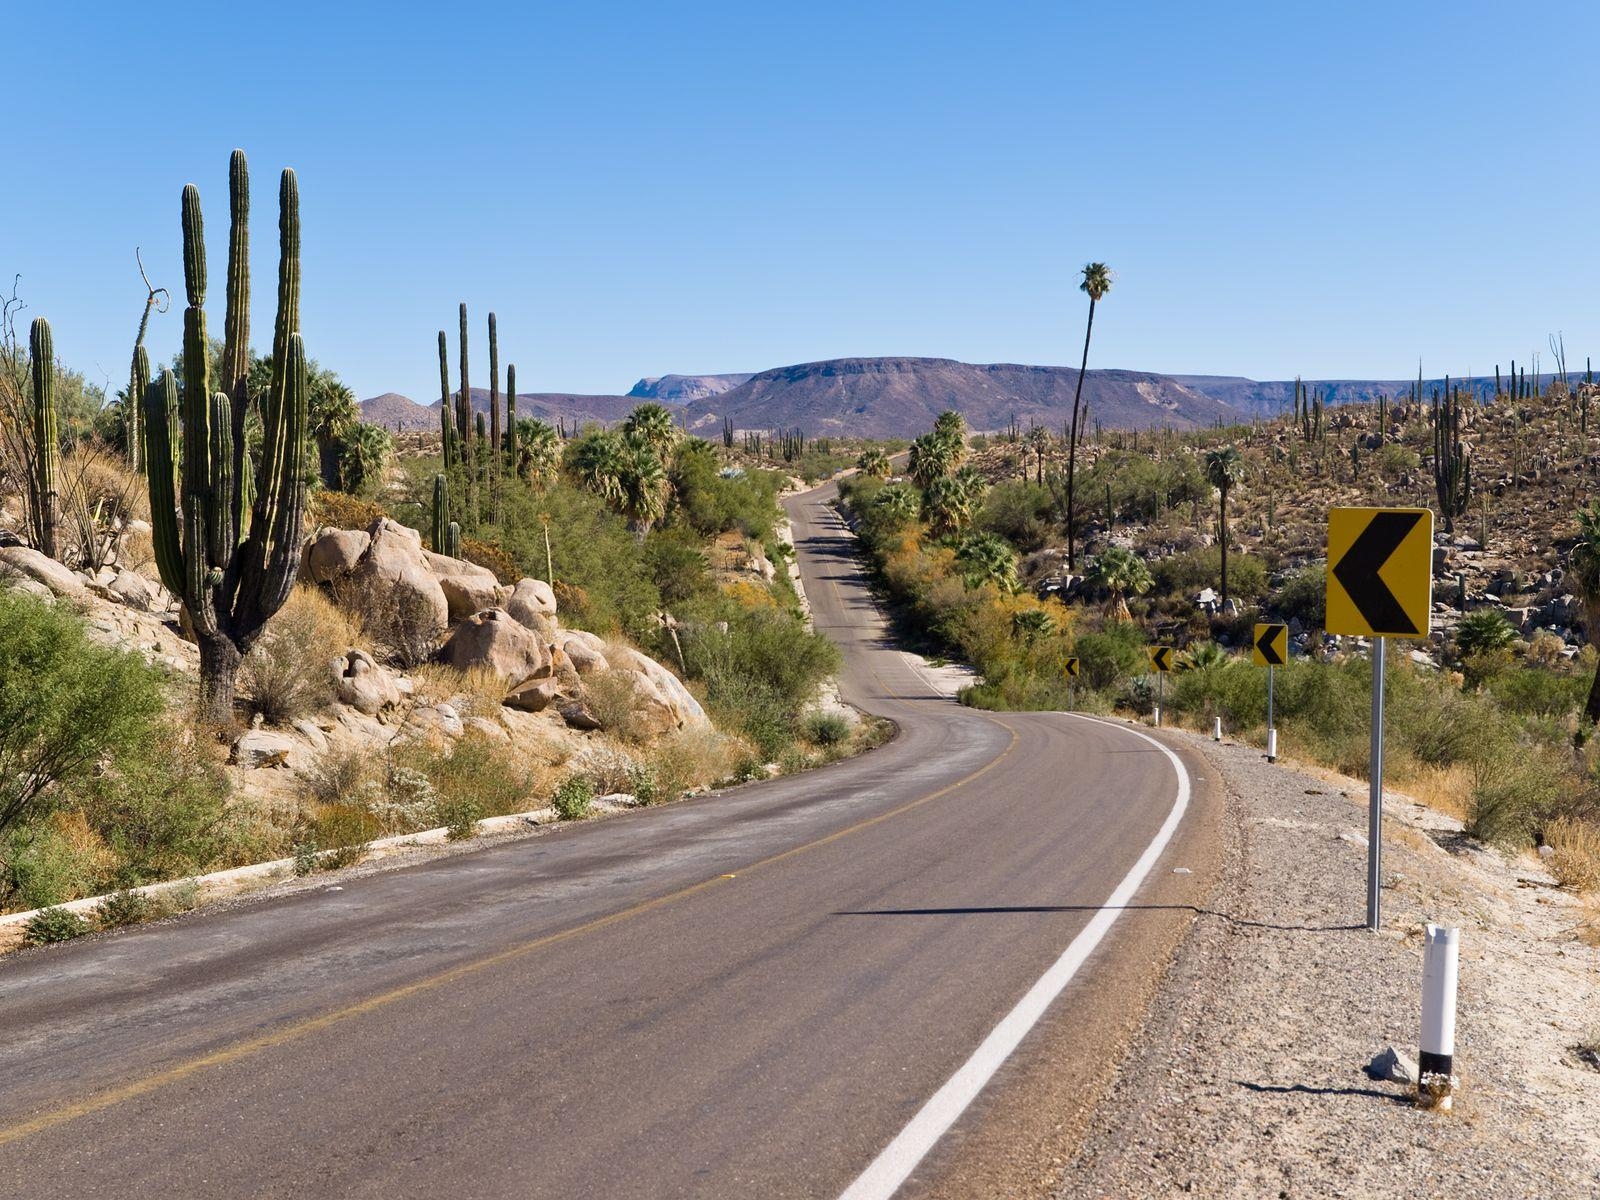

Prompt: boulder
xmin=561 ymin=632 xmax=609 ymax=675
xmin=231 ymin=730 xmax=296 ymax=769
xmin=504 ymin=678 xmax=567 ymax=713
xmin=463 ymin=716 xmax=510 ymax=742
xmin=402 ymin=703 xmax=465 ymax=741
xmin=425 ymin=551 xmax=505 ymax=621
xmin=330 ymin=649 xmax=403 ymax=716
xmin=304 ymin=528 xmax=371 ymax=583
xmin=437 ymin=608 xmax=551 ymax=684
xmin=603 ymin=646 xmax=711 ymax=735
xmin=506 ymin=577 xmax=557 ymax=628
xmin=108 ymin=568 xmax=159 ymax=612
xmin=559 ymin=700 xmax=603 ymax=731
xmin=347 ymin=519 xmax=449 ymax=635
xmin=0 ymin=545 xmax=88 ymax=600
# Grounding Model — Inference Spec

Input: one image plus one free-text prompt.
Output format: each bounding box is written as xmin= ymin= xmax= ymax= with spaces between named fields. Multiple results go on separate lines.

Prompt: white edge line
xmin=836 ymin=713 xmax=1192 ymax=1200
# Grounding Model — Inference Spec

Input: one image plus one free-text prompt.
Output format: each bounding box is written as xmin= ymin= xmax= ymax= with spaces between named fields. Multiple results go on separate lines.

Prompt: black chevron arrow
xmin=1333 ymin=511 xmax=1423 ymax=635
xmin=1151 ymin=647 xmax=1171 ymax=671
xmin=1064 ymin=658 xmax=1079 ymax=678
xmin=1254 ymin=625 xmax=1286 ymax=665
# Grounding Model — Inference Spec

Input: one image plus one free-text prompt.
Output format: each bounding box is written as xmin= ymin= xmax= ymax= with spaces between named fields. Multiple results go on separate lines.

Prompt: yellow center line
xmin=0 ymin=720 xmax=1021 ymax=1148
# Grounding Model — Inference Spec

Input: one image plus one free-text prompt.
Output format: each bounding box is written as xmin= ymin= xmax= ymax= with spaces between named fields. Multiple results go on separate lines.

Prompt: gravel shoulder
xmin=1060 ymin=727 xmax=1600 ymax=1200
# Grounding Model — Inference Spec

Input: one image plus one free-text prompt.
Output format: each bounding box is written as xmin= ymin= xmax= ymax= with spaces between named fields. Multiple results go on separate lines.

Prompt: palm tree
xmin=1089 ymin=545 xmax=1152 ymax=621
xmin=1454 ymin=609 xmax=1517 ymax=661
xmin=955 ymin=531 xmax=1019 ymax=592
xmin=1568 ymin=502 xmax=1600 ymax=722
xmin=872 ymin=484 xmax=921 ymax=527
xmin=925 ymin=473 xmax=978 ymax=536
xmin=1010 ymin=607 xmax=1055 ymax=646
xmin=932 ymin=411 xmax=967 ymax=461
xmin=952 ymin=465 xmax=988 ymax=510
xmin=1024 ymin=425 xmax=1050 ymax=485
xmin=309 ymin=377 xmax=360 ymax=490
xmin=619 ymin=441 xmax=669 ymax=535
xmin=514 ymin=418 xmax=561 ymax=488
xmin=1066 ymin=262 xmax=1113 ymax=571
xmin=337 ymin=422 xmax=393 ymax=496
xmin=856 ymin=448 xmax=892 ymax=478
xmin=907 ymin=433 xmax=952 ymax=489
xmin=567 ymin=430 xmax=627 ymax=508
xmin=1204 ymin=444 xmax=1245 ymax=606
xmin=623 ymin=402 xmax=681 ymax=459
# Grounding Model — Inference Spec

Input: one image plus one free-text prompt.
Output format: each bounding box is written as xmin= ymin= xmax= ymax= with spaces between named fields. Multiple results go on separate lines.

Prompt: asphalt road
xmin=0 ymin=481 xmax=1209 ymax=1199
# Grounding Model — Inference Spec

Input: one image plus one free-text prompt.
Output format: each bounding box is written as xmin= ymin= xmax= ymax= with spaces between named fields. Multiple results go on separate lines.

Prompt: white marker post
xmin=1266 ymin=664 xmax=1277 ymax=762
xmin=1418 ymin=924 xmax=1460 ymax=1110
xmin=1155 ymin=672 xmax=1163 ymax=728
xmin=1367 ymin=637 xmax=1385 ymax=932
xmin=1212 ymin=715 xmax=1222 ymax=741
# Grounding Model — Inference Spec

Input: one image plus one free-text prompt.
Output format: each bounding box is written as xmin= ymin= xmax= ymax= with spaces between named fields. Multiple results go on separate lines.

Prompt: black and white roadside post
xmin=1418 ymin=923 xmax=1461 ymax=1110
xmin=1325 ymin=508 xmax=1434 ymax=932
xmin=1252 ymin=623 xmax=1288 ymax=763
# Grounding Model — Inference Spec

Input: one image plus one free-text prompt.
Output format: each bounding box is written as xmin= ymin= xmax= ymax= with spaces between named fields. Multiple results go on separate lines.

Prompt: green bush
xmin=804 ymin=712 xmax=851 ymax=747
xmin=976 ymin=482 xmax=1055 ymax=552
xmin=24 ymin=906 xmax=90 ymax=945
xmin=1275 ymin=565 xmax=1326 ymax=627
xmin=1074 ymin=621 xmax=1148 ymax=690
xmin=1151 ymin=546 xmax=1267 ymax=602
xmin=0 ymin=586 xmax=171 ymax=840
xmin=551 ymin=776 xmax=594 ymax=821
xmin=95 ymin=889 xmax=151 ymax=928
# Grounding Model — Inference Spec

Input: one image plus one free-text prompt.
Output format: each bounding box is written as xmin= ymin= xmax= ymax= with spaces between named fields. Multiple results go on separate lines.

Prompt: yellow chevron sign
xmin=1147 ymin=645 xmax=1176 ymax=673
xmin=1063 ymin=657 xmax=1079 ymax=679
xmin=1326 ymin=507 xmax=1434 ymax=638
xmin=1252 ymin=623 xmax=1288 ymax=667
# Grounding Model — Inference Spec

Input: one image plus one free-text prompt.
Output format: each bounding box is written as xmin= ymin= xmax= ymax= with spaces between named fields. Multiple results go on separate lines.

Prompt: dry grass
xmin=409 ymin=663 xmax=508 ymax=718
xmin=241 ymin=586 xmax=364 ymax=725
xmin=1394 ymin=763 xmax=1475 ymax=824
xmin=1546 ymin=817 xmax=1600 ymax=894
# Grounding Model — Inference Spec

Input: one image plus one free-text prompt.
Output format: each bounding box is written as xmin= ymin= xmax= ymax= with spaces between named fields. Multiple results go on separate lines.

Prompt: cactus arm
xmin=445 ymin=520 xmax=461 ymax=559
xmin=222 ymin=150 xmax=252 ymax=540
xmin=142 ymin=371 xmax=186 ymax=596
xmin=506 ymin=363 xmax=517 ymax=470
xmin=432 ymin=472 xmax=449 ymax=554
xmin=438 ymin=330 xmax=452 ymax=460
xmin=458 ymin=302 xmax=471 ymax=464
xmin=208 ymin=391 xmax=236 ymax=569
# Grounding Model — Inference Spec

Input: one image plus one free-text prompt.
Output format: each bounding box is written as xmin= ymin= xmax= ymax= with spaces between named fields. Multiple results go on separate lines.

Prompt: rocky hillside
xmin=627 ymin=373 xmax=752 ymax=402
xmin=1177 ymin=373 xmax=1508 ymax=417
xmin=362 ymin=388 xmax=638 ymax=432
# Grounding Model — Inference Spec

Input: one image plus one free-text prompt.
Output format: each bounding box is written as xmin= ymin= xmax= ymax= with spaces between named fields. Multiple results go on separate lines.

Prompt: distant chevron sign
xmin=1326 ymin=507 xmax=1434 ymax=638
xmin=1147 ymin=646 xmax=1175 ymax=672
xmin=1063 ymin=657 xmax=1079 ymax=678
xmin=1252 ymin=623 xmax=1288 ymax=667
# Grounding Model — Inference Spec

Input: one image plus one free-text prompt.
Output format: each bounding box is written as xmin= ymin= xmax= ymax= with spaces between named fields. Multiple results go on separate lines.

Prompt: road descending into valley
xmin=0 ymin=480 xmax=1218 ymax=1199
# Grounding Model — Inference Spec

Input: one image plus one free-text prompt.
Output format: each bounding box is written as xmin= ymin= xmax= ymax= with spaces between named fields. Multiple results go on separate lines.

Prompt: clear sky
xmin=9 ymin=1 xmax=1598 ymax=401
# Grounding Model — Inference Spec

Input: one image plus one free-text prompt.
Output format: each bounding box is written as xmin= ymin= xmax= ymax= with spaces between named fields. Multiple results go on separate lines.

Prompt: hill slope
xmin=683 ymin=358 xmax=1241 ymax=438
xmin=627 ymin=373 xmax=753 ymax=402
xmin=361 ymin=388 xmax=636 ymax=432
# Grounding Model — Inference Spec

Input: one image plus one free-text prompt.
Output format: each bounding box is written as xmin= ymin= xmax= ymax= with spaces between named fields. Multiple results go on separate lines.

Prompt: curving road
xmin=0 ymin=481 xmax=1217 ymax=1199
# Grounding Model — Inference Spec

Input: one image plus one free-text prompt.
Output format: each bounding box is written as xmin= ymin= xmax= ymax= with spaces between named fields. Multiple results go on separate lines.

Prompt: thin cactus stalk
xmin=144 ymin=157 xmax=309 ymax=725
xmin=28 ymin=318 xmax=60 ymax=558
xmin=488 ymin=311 xmax=501 ymax=522
xmin=431 ymin=472 xmax=449 ymax=554
xmin=128 ymin=344 xmax=150 ymax=474
xmin=445 ymin=520 xmax=461 ymax=559
xmin=437 ymin=330 xmax=453 ymax=461
xmin=506 ymin=363 xmax=518 ymax=474
xmin=221 ymin=149 xmax=252 ymax=539
xmin=457 ymin=302 xmax=471 ymax=466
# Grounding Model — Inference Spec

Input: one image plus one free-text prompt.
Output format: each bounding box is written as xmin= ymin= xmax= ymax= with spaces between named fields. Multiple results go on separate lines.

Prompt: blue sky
xmin=9 ymin=1 xmax=1599 ymax=400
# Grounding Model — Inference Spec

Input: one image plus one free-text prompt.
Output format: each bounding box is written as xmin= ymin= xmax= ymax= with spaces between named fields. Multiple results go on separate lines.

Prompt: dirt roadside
xmin=1058 ymin=728 xmax=1600 ymax=1200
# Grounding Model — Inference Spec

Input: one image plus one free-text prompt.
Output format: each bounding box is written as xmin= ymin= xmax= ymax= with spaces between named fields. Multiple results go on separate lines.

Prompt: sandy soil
xmin=1060 ymin=727 xmax=1600 ymax=1200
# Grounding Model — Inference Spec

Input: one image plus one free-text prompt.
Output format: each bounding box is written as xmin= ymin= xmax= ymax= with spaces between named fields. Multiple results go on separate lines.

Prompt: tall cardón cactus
xmin=506 ymin=363 xmax=517 ymax=475
xmin=437 ymin=330 xmax=453 ymax=461
xmin=1432 ymin=383 xmax=1471 ymax=533
xmin=488 ymin=311 xmax=501 ymax=522
xmin=431 ymin=472 xmax=450 ymax=554
xmin=456 ymin=302 xmax=472 ymax=466
xmin=144 ymin=154 xmax=308 ymax=725
xmin=28 ymin=318 xmax=60 ymax=559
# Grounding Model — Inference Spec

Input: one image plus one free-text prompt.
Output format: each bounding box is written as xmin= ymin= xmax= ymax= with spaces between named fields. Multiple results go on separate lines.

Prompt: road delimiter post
xmin=1418 ymin=923 xmax=1460 ymax=1111
xmin=1266 ymin=664 xmax=1277 ymax=762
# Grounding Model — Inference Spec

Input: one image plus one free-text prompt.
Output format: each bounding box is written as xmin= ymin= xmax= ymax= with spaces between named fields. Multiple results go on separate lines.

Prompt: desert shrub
xmin=308 ymin=802 xmax=380 ymax=863
xmin=95 ymin=889 xmax=151 ymax=928
xmin=1151 ymin=546 xmax=1267 ymax=602
xmin=669 ymin=442 xmax=783 ymax=539
xmin=628 ymin=763 xmax=660 ymax=805
xmin=1374 ymin=442 xmax=1421 ymax=477
xmin=1466 ymin=743 xmax=1568 ymax=847
xmin=409 ymin=663 xmax=508 ymax=719
xmin=309 ymin=491 xmax=386 ymax=531
xmin=1489 ymin=666 xmax=1587 ymax=718
xmin=241 ymin=586 xmax=355 ymax=725
xmin=804 ymin=712 xmax=851 ymax=747
xmin=645 ymin=532 xmax=714 ymax=606
xmin=551 ymin=776 xmax=594 ymax=820
xmin=460 ymin=536 xmax=520 ymax=584
xmin=646 ymin=728 xmax=738 ymax=801
xmin=976 ymin=482 xmax=1055 ymax=552
xmin=1455 ymin=609 xmax=1518 ymax=660
xmin=24 ymin=906 xmax=90 ymax=945
xmin=304 ymin=747 xmax=378 ymax=808
xmin=400 ymin=733 xmax=533 ymax=833
xmin=582 ymin=669 xmax=653 ymax=743
xmin=1274 ymin=564 xmax=1326 ymax=627
xmin=1 ymin=815 xmax=108 ymax=912
xmin=1546 ymin=817 xmax=1600 ymax=892
xmin=1074 ymin=621 xmax=1148 ymax=690
xmin=0 ymin=586 xmax=171 ymax=840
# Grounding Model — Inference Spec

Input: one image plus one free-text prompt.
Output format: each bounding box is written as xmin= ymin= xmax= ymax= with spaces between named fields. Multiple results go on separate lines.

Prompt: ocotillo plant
xmin=431 ymin=472 xmax=449 ymax=554
xmin=28 ymin=318 xmax=59 ymax=559
xmin=144 ymin=159 xmax=308 ymax=725
xmin=1432 ymin=384 xmax=1471 ymax=533
xmin=488 ymin=312 xmax=501 ymax=521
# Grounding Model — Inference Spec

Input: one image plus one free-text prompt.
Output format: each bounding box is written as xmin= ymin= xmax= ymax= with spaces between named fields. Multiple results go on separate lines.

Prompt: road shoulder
xmin=1058 ymin=730 xmax=1600 ymax=1199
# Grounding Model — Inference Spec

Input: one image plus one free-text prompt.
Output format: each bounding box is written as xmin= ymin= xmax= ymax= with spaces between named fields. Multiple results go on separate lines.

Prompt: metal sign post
xmin=1147 ymin=646 xmax=1174 ymax=727
xmin=1326 ymin=507 xmax=1433 ymax=933
xmin=1156 ymin=670 xmax=1163 ymax=727
xmin=1367 ymin=636 xmax=1385 ymax=931
xmin=1252 ymin=623 xmax=1288 ymax=763
xmin=1266 ymin=664 xmax=1277 ymax=762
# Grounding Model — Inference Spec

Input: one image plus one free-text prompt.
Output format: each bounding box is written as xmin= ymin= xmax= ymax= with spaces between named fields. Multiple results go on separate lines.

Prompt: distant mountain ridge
xmin=363 ymin=358 xmax=1543 ymax=439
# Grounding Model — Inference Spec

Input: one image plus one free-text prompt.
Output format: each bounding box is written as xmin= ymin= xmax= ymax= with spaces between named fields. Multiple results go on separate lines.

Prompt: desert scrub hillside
xmin=840 ymin=403 xmax=1600 ymax=897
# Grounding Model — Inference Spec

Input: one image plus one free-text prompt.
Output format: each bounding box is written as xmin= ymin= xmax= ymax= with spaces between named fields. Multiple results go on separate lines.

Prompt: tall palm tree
xmin=907 ymin=433 xmax=952 ymax=489
xmin=1204 ymin=444 xmax=1245 ymax=606
xmin=337 ymin=422 xmax=394 ymax=496
xmin=955 ymin=531 xmax=1019 ymax=593
xmin=623 ymin=402 xmax=681 ymax=459
xmin=619 ymin=441 xmax=669 ymax=535
xmin=872 ymin=483 xmax=921 ymax=527
xmin=925 ymin=473 xmax=978 ymax=536
xmin=514 ymin=417 xmax=561 ymax=488
xmin=932 ymin=410 xmax=967 ymax=461
xmin=1066 ymin=262 xmax=1112 ymax=571
xmin=856 ymin=447 xmax=892 ymax=478
xmin=567 ymin=430 xmax=627 ymax=508
xmin=309 ymin=377 xmax=360 ymax=490
xmin=1089 ymin=545 xmax=1152 ymax=622
xmin=1568 ymin=502 xmax=1600 ymax=723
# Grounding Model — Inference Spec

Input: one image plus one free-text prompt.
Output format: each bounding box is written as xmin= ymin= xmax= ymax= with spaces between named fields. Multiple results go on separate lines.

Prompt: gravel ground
xmin=1059 ymin=727 xmax=1600 ymax=1200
